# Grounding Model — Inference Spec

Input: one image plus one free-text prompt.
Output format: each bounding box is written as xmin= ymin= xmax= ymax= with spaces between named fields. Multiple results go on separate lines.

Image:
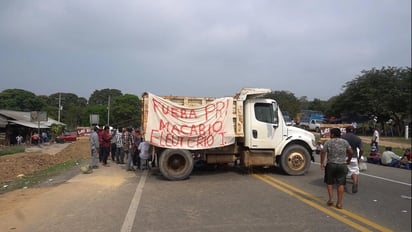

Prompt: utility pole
xmin=58 ymin=93 xmax=62 ymax=122
xmin=107 ymin=95 xmax=110 ymax=126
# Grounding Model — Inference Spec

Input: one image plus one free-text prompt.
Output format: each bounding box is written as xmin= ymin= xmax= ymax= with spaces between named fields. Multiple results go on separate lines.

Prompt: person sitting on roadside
xmin=381 ymin=146 xmax=401 ymax=167
xmin=367 ymin=145 xmax=381 ymax=164
xmin=399 ymin=148 xmax=412 ymax=169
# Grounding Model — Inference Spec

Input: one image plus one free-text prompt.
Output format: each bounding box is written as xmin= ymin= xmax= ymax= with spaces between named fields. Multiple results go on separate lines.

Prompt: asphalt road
xmin=0 ymin=155 xmax=410 ymax=232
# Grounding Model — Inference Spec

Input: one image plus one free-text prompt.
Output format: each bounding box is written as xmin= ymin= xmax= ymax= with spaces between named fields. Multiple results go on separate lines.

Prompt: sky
xmin=0 ymin=0 xmax=411 ymax=101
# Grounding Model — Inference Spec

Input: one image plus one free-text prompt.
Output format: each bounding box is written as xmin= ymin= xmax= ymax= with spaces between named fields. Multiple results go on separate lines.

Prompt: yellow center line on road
xmin=253 ymin=174 xmax=393 ymax=232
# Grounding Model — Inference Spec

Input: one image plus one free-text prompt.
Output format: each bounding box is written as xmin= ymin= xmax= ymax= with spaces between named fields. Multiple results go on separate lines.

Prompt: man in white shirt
xmin=372 ymin=128 xmax=380 ymax=151
xmin=381 ymin=147 xmax=401 ymax=167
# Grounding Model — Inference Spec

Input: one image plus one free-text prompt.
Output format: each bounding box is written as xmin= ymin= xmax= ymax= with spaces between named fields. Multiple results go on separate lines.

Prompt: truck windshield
xmin=254 ymin=102 xmax=277 ymax=124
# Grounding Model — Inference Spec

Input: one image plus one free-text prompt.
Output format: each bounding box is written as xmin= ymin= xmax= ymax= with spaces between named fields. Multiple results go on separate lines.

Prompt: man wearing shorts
xmin=321 ymin=128 xmax=353 ymax=209
xmin=342 ymin=126 xmax=364 ymax=193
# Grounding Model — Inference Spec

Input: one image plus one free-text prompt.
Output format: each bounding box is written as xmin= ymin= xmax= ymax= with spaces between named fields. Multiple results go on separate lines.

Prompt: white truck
xmin=299 ymin=119 xmax=324 ymax=132
xmin=141 ymin=88 xmax=316 ymax=180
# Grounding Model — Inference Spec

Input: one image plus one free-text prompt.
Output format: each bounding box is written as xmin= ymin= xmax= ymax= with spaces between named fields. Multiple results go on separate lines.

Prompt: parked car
xmin=55 ymin=132 xmax=78 ymax=143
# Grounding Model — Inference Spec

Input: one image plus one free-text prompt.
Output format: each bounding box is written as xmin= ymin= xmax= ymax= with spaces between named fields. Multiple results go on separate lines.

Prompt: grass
xmin=315 ymin=134 xmax=411 ymax=157
xmin=0 ymin=159 xmax=86 ymax=195
xmin=363 ymin=146 xmax=405 ymax=158
xmin=360 ymin=136 xmax=410 ymax=158
xmin=0 ymin=146 xmax=25 ymax=157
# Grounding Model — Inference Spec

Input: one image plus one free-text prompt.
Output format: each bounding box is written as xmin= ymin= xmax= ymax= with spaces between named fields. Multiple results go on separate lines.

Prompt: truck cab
xmin=242 ymin=97 xmax=316 ymax=174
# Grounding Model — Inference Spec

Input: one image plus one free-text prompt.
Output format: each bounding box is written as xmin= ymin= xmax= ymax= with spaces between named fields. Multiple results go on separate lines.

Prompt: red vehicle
xmin=56 ymin=132 xmax=78 ymax=143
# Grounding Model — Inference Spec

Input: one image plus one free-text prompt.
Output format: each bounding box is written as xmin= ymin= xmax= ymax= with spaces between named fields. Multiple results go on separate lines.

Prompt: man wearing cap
xmin=342 ymin=126 xmax=364 ymax=193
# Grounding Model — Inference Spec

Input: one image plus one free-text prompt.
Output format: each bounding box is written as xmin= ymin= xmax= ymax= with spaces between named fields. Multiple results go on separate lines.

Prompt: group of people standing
xmin=89 ymin=125 xmax=151 ymax=171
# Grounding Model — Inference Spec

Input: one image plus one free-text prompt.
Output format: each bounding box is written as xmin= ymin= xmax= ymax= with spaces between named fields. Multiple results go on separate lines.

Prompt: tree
xmin=265 ymin=91 xmax=301 ymax=119
xmin=84 ymin=105 xmax=108 ymax=126
xmin=307 ymin=98 xmax=328 ymax=113
xmin=331 ymin=66 xmax=411 ymax=136
xmin=110 ymin=94 xmax=141 ymax=129
xmin=46 ymin=93 xmax=88 ymax=129
xmin=89 ymin=89 xmax=122 ymax=106
xmin=0 ymin=89 xmax=44 ymax=111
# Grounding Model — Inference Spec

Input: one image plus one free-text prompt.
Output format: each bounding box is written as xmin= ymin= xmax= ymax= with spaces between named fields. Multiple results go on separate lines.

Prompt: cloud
xmin=0 ymin=0 xmax=410 ymax=100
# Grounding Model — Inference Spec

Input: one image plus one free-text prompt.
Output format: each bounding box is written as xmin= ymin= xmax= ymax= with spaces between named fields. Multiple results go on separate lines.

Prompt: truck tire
xmin=159 ymin=149 xmax=194 ymax=181
xmin=280 ymin=144 xmax=311 ymax=175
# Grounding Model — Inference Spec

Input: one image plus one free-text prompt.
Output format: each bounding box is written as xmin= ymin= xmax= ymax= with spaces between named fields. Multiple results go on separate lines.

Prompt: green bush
xmin=0 ymin=146 xmax=25 ymax=157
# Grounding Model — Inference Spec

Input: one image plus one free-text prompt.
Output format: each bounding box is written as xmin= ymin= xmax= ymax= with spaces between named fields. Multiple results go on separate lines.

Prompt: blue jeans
xmin=102 ymin=147 xmax=110 ymax=165
xmin=126 ymin=150 xmax=134 ymax=170
xmin=390 ymin=159 xmax=399 ymax=167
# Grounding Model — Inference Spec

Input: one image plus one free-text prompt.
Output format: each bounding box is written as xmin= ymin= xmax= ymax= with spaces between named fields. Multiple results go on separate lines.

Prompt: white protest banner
xmin=146 ymin=93 xmax=235 ymax=149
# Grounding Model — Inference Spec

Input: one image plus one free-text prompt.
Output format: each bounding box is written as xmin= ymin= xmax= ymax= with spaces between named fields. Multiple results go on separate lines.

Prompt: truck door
xmin=244 ymin=99 xmax=284 ymax=149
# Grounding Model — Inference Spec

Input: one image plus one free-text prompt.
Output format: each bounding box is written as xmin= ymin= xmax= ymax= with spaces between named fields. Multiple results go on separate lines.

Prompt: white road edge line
xmin=121 ymin=170 xmax=148 ymax=232
xmin=312 ymin=162 xmax=411 ymax=187
xmin=360 ymin=172 xmax=411 ymax=187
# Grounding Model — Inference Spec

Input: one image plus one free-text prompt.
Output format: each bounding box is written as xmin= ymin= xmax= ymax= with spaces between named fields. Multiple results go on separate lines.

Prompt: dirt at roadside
xmin=0 ymin=137 xmax=90 ymax=185
xmin=358 ymin=136 xmax=410 ymax=150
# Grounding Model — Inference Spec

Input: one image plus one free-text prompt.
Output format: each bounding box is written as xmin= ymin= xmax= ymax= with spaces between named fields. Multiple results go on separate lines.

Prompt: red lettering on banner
xmin=190 ymin=124 xmax=199 ymax=136
xmin=171 ymin=124 xmax=180 ymax=135
xmin=198 ymin=123 xmax=206 ymax=136
xmin=189 ymin=110 xmax=197 ymax=119
xmin=157 ymin=121 xmax=225 ymax=137
xmin=161 ymin=105 xmax=170 ymax=115
xmin=212 ymin=121 xmax=223 ymax=132
xmin=149 ymin=94 xmax=234 ymax=149
xmin=197 ymin=136 xmax=206 ymax=147
xmin=205 ymin=99 xmax=230 ymax=121
xmin=205 ymin=104 xmax=215 ymax=121
xmin=150 ymin=129 xmax=225 ymax=149
xmin=206 ymin=135 xmax=214 ymax=146
xmin=159 ymin=119 xmax=169 ymax=131
xmin=180 ymin=125 xmax=190 ymax=136
xmin=171 ymin=107 xmax=178 ymax=118
xmin=152 ymin=97 xmax=198 ymax=119
xmin=215 ymin=101 xmax=225 ymax=119
xmin=152 ymin=98 xmax=161 ymax=113
xmin=149 ymin=130 xmax=160 ymax=146
xmin=218 ymin=132 xmax=226 ymax=145
xmin=187 ymin=137 xmax=196 ymax=148
xmin=164 ymin=133 xmax=172 ymax=146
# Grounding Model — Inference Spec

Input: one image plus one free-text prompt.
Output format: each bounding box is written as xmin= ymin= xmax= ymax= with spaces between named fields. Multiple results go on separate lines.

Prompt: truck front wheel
xmin=280 ymin=144 xmax=311 ymax=175
xmin=159 ymin=149 xmax=194 ymax=181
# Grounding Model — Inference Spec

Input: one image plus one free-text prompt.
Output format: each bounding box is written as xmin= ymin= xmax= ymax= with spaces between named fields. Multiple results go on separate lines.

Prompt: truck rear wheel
xmin=159 ymin=149 xmax=194 ymax=181
xmin=280 ymin=144 xmax=311 ymax=175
